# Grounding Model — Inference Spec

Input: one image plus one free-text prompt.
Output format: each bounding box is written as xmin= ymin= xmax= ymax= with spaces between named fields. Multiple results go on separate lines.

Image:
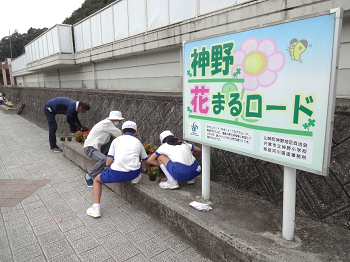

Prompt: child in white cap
xmin=83 ymin=111 xmax=124 ymax=187
xmin=148 ymin=130 xmax=201 ymax=189
xmin=87 ymin=121 xmax=149 ymax=217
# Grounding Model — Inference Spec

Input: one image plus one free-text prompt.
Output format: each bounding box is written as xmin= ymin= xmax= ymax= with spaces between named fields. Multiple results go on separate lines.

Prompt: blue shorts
xmin=100 ymin=165 xmax=142 ymax=183
xmin=166 ymin=160 xmax=201 ymax=182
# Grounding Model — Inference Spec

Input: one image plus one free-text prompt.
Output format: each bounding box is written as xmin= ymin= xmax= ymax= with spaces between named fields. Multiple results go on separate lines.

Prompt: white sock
xmin=92 ymin=203 xmax=100 ymax=210
xmin=160 ymin=164 xmax=175 ymax=182
xmin=86 ymin=174 xmax=92 ymax=180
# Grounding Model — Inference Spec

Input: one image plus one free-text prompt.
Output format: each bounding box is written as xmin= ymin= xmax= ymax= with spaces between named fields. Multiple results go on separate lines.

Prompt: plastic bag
xmin=189 ymin=201 xmax=212 ymax=211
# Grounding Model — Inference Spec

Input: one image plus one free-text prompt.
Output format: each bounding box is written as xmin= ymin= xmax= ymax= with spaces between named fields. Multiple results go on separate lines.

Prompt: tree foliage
xmin=62 ymin=0 xmax=116 ymax=25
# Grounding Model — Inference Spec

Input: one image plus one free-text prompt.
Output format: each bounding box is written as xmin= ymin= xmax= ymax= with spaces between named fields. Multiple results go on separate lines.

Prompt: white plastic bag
xmin=189 ymin=201 xmax=212 ymax=211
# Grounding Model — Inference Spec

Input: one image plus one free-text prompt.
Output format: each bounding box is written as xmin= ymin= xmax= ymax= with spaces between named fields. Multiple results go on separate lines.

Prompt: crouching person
xmin=87 ymin=121 xmax=149 ymax=217
xmin=148 ymin=130 xmax=202 ymax=189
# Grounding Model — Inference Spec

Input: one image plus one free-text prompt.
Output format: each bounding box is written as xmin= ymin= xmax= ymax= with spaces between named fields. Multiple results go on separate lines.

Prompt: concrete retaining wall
xmin=1 ymin=86 xmax=349 ymax=228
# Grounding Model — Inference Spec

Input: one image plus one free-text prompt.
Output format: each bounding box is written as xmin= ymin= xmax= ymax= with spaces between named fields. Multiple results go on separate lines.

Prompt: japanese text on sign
xmin=260 ymin=133 xmax=313 ymax=164
xmin=206 ymin=124 xmax=253 ymax=150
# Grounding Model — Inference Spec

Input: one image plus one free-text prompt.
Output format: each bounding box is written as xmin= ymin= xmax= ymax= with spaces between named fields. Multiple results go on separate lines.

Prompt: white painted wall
xmin=337 ymin=15 xmax=350 ymax=97
xmin=12 ymin=0 xmax=350 ymax=97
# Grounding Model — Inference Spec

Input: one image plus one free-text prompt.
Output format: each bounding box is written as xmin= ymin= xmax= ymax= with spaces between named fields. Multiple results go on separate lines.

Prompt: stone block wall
xmin=1 ymin=86 xmax=349 ymax=228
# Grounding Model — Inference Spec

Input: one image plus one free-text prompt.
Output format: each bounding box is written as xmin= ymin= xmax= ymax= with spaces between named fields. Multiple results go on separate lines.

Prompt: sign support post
xmin=282 ymin=166 xmax=296 ymax=240
xmin=202 ymin=144 xmax=211 ymax=200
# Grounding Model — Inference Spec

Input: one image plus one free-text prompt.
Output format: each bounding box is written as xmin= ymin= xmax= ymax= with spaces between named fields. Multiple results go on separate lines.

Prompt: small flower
xmin=232 ymin=37 xmax=285 ymax=91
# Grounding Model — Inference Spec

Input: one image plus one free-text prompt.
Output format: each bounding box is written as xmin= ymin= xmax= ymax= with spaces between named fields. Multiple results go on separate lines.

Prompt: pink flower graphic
xmin=232 ymin=37 xmax=285 ymax=91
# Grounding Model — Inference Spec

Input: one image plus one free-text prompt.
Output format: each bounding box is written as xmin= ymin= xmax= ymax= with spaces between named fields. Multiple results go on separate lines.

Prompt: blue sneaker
xmin=84 ymin=175 xmax=93 ymax=187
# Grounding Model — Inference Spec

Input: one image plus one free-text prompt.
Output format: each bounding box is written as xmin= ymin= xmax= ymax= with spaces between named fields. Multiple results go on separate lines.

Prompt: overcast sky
xmin=1 ymin=0 xmax=86 ymax=40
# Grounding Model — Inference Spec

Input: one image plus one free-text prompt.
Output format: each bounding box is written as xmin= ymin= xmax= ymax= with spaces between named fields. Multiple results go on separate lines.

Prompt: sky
xmin=0 ymin=0 xmax=86 ymax=40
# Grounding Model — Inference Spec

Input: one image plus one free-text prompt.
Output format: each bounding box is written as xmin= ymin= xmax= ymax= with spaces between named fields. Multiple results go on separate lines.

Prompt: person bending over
xmin=44 ymin=97 xmax=90 ymax=152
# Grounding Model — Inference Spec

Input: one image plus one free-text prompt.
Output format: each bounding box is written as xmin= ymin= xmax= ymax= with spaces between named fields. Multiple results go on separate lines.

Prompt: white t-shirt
xmin=107 ymin=133 xmax=148 ymax=172
xmin=155 ymin=142 xmax=195 ymax=166
xmin=84 ymin=118 xmax=121 ymax=151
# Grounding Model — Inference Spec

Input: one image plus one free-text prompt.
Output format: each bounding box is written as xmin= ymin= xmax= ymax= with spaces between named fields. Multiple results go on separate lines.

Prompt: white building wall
xmin=11 ymin=0 xmax=350 ymax=97
xmin=338 ymin=15 xmax=350 ymax=97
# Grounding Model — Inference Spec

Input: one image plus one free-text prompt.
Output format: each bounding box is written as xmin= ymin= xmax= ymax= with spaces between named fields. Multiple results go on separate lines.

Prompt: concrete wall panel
xmin=101 ymin=62 xmax=180 ymax=79
xmin=341 ymin=15 xmax=350 ymax=42
xmin=107 ymin=76 xmax=181 ymax=91
xmin=82 ymin=64 xmax=94 ymax=72
xmin=339 ymin=43 xmax=350 ymax=69
xmin=60 ymin=80 xmax=83 ymax=89
xmin=82 ymin=80 xmax=95 ymax=89
xmin=336 ymin=69 xmax=350 ymax=98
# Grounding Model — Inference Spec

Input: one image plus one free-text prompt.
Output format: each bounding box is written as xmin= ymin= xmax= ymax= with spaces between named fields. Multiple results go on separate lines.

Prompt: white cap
xmin=160 ymin=130 xmax=174 ymax=143
xmin=107 ymin=111 xmax=124 ymax=120
xmin=122 ymin=120 xmax=137 ymax=131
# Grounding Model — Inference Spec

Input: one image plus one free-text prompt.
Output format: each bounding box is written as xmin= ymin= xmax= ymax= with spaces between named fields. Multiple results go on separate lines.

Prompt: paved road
xmin=0 ymin=111 xmax=211 ymax=262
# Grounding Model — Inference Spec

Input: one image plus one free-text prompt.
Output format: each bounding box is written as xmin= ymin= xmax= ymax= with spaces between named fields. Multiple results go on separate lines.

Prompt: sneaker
xmin=187 ymin=179 xmax=195 ymax=185
xmin=50 ymin=146 xmax=63 ymax=152
xmin=159 ymin=180 xmax=179 ymax=189
xmin=86 ymin=207 xmax=101 ymax=217
xmin=84 ymin=175 xmax=93 ymax=187
xmin=131 ymin=174 xmax=142 ymax=184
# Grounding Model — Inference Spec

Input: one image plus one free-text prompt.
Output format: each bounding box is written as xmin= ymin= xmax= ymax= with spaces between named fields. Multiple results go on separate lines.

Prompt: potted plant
xmin=74 ymin=131 xmax=84 ymax=143
xmin=143 ymin=142 xmax=161 ymax=181
xmin=60 ymin=137 xmax=66 ymax=141
xmin=147 ymin=166 xmax=159 ymax=181
xmin=74 ymin=128 xmax=91 ymax=143
xmin=67 ymin=137 xmax=72 ymax=141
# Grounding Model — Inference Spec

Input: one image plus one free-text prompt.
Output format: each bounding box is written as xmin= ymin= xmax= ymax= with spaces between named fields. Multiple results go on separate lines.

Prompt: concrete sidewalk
xmin=0 ymin=111 xmax=211 ymax=261
xmin=63 ymin=124 xmax=350 ymax=260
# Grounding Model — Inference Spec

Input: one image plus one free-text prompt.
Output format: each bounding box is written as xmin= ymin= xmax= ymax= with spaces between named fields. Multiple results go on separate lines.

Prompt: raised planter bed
xmin=0 ymin=104 xmax=18 ymax=114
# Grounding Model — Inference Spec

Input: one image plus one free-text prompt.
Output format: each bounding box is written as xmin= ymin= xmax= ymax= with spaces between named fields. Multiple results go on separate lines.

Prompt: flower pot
xmin=67 ymin=137 xmax=72 ymax=141
xmin=75 ymin=137 xmax=83 ymax=143
xmin=60 ymin=137 xmax=65 ymax=141
xmin=149 ymin=175 xmax=156 ymax=181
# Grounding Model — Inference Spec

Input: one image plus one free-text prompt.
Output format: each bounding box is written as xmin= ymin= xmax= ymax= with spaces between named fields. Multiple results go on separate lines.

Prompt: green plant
xmin=147 ymin=166 xmax=160 ymax=176
xmin=143 ymin=142 xmax=160 ymax=176
xmin=143 ymin=142 xmax=157 ymax=156
xmin=74 ymin=128 xmax=91 ymax=142
xmin=3 ymin=101 xmax=13 ymax=107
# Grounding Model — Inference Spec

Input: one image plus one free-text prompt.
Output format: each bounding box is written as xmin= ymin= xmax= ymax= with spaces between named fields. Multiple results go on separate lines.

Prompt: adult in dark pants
xmin=44 ymin=97 xmax=90 ymax=152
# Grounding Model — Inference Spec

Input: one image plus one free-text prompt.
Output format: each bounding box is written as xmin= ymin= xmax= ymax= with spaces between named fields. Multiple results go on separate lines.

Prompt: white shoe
xmin=159 ymin=180 xmax=179 ymax=189
xmin=187 ymin=179 xmax=195 ymax=185
xmin=87 ymin=207 xmax=101 ymax=217
xmin=131 ymin=174 xmax=142 ymax=184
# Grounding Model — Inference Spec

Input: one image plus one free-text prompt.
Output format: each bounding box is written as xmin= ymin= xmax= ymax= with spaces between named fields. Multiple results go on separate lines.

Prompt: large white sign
xmin=183 ymin=12 xmax=342 ymax=176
